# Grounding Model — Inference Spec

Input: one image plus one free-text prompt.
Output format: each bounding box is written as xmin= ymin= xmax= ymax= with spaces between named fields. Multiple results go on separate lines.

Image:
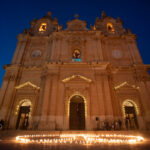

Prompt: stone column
xmin=55 ymin=82 xmax=64 ymax=130
xmin=38 ymin=74 xmax=51 ymax=130
xmin=98 ymin=38 xmax=103 ymax=61
xmin=127 ymin=39 xmax=143 ymax=64
xmin=29 ymin=90 xmax=40 ymax=130
xmin=90 ymin=81 xmax=100 ymax=130
xmin=11 ymin=41 xmax=22 ymax=64
xmin=46 ymin=39 xmax=53 ymax=61
xmin=63 ymin=88 xmax=70 ymax=130
xmin=102 ymin=75 xmax=114 ymax=121
xmin=95 ymin=74 xmax=106 ymax=124
xmin=12 ymin=34 xmax=29 ymax=64
xmin=0 ymin=76 xmax=10 ymax=109
xmin=1 ymin=76 xmax=16 ymax=121
xmin=138 ymin=82 xmax=150 ymax=129
xmin=48 ymin=75 xmax=58 ymax=130
xmin=84 ymin=88 xmax=91 ymax=130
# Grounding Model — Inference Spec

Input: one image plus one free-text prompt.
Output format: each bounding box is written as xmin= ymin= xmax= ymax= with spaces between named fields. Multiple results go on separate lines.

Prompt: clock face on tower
xmin=112 ymin=50 xmax=122 ymax=59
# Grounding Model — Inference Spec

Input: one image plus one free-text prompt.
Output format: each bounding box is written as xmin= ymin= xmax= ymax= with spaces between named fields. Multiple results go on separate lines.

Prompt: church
xmin=0 ymin=11 xmax=150 ymax=131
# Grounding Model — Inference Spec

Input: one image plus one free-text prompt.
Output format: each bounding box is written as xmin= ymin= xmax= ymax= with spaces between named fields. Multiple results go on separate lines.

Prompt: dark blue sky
xmin=0 ymin=0 xmax=150 ymax=85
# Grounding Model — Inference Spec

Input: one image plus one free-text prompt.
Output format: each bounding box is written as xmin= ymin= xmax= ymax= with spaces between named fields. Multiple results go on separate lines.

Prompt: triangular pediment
xmin=114 ymin=82 xmax=139 ymax=90
xmin=62 ymin=75 xmax=92 ymax=83
xmin=15 ymin=81 xmax=40 ymax=90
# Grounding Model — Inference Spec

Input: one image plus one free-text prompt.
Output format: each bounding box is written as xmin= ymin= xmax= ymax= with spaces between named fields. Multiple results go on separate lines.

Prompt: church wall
xmin=102 ymin=38 xmax=134 ymax=66
xmin=115 ymin=88 xmax=146 ymax=129
xmin=0 ymin=77 xmax=16 ymax=121
xmin=8 ymin=90 xmax=38 ymax=129
xmin=90 ymin=82 xmax=99 ymax=129
xmin=18 ymin=70 xmax=41 ymax=87
xmin=55 ymin=82 xmax=65 ymax=130
xmin=11 ymin=35 xmax=28 ymax=64
xmin=126 ymin=38 xmax=143 ymax=64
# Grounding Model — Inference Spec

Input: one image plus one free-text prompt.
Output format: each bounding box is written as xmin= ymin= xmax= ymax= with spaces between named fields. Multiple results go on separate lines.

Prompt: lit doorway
xmin=16 ymin=101 xmax=31 ymax=130
xmin=69 ymin=95 xmax=85 ymax=130
xmin=123 ymin=101 xmax=139 ymax=129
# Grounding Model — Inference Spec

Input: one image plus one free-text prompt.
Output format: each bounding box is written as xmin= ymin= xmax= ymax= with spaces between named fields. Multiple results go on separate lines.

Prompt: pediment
xmin=114 ymin=82 xmax=139 ymax=90
xmin=15 ymin=81 xmax=40 ymax=90
xmin=65 ymin=17 xmax=89 ymax=31
xmin=62 ymin=75 xmax=92 ymax=83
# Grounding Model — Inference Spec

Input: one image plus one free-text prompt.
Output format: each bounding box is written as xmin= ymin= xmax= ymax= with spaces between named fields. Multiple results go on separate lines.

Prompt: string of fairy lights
xmin=16 ymin=133 xmax=144 ymax=145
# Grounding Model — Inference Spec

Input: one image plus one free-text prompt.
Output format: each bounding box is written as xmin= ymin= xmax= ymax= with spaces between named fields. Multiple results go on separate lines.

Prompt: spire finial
xmin=47 ymin=11 xmax=52 ymax=17
xmin=74 ymin=14 xmax=79 ymax=19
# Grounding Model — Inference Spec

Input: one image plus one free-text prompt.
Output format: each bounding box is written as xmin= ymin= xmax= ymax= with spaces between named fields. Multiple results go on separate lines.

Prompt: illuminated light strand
xmin=16 ymin=133 xmax=144 ymax=145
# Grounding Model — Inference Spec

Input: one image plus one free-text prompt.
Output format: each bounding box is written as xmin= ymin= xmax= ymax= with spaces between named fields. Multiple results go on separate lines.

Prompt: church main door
xmin=124 ymin=101 xmax=139 ymax=129
xmin=16 ymin=100 xmax=31 ymax=130
xmin=69 ymin=95 xmax=85 ymax=130
xmin=16 ymin=106 xmax=30 ymax=129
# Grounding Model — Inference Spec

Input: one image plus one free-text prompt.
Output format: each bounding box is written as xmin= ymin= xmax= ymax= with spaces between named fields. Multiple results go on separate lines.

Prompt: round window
xmin=32 ymin=50 xmax=41 ymax=58
xmin=112 ymin=50 xmax=122 ymax=59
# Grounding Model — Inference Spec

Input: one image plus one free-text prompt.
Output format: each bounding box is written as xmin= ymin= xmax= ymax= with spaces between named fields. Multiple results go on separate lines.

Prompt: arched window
xmin=39 ymin=23 xmax=47 ymax=32
xmin=72 ymin=49 xmax=81 ymax=62
xmin=107 ymin=23 xmax=115 ymax=32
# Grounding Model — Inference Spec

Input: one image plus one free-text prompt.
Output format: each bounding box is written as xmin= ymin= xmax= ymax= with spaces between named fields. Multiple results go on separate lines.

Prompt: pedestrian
xmin=0 ymin=119 xmax=4 ymax=130
xmin=111 ymin=121 xmax=115 ymax=130
xmin=118 ymin=119 xmax=122 ymax=130
xmin=105 ymin=120 xmax=109 ymax=130
xmin=115 ymin=120 xmax=119 ymax=130
xmin=102 ymin=121 xmax=105 ymax=130
xmin=95 ymin=117 xmax=99 ymax=130
xmin=125 ymin=115 xmax=129 ymax=130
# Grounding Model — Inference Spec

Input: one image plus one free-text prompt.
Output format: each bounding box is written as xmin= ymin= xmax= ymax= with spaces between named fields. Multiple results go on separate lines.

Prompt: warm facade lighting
xmin=107 ymin=23 xmax=115 ymax=32
xmin=72 ymin=49 xmax=81 ymax=62
xmin=39 ymin=23 xmax=47 ymax=32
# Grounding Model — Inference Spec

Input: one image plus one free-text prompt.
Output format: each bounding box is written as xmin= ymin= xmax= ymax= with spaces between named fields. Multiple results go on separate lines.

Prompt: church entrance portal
xmin=16 ymin=101 xmax=31 ymax=130
xmin=69 ymin=95 xmax=85 ymax=130
xmin=124 ymin=101 xmax=139 ymax=129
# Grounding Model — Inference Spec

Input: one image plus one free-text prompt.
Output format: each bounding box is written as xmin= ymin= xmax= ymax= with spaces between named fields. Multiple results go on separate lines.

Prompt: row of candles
xmin=16 ymin=133 xmax=144 ymax=145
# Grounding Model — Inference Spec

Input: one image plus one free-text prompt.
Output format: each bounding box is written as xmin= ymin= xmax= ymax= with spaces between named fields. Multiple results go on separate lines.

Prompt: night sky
xmin=0 ymin=0 xmax=150 ymax=86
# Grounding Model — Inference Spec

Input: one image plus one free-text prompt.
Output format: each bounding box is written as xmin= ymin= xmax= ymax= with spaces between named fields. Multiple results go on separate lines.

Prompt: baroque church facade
xmin=0 ymin=11 xmax=150 ymax=130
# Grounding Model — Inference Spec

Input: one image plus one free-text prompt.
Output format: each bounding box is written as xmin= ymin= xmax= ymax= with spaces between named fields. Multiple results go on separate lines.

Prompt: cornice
xmin=133 ymin=64 xmax=150 ymax=70
xmin=3 ymin=64 xmax=21 ymax=71
xmin=17 ymin=34 xmax=29 ymax=42
xmin=109 ymin=64 xmax=150 ymax=72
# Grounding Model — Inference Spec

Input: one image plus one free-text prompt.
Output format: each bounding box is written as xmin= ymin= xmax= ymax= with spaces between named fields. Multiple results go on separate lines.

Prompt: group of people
xmin=19 ymin=114 xmax=29 ymax=130
xmin=96 ymin=119 xmax=122 ymax=131
xmin=96 ymin=117 xmax=138 ymax=131
xmin=125 ymin=114 xmax=138 ymax=130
